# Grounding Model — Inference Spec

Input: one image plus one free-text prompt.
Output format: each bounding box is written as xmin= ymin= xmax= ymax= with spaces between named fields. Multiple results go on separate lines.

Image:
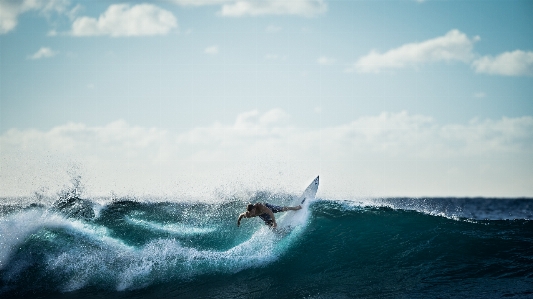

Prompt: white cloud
xmin=0 ymin=0 xmax=70 ymax=34
xmin=474 ymin=92 xmax=486 ymax=98
xmin=27 ymin=47 xmax=58 ymax=60
xmin=265 ymin=53 xmax=287 ymax=61
xmin=266 ymin=24 xmax=282 ymax=33
xmin=472 ymin=50 xmax=533 ymax=76
xmin=204 ymin=45 xmax=219 ymax=55
xmin=219 ymin=0 xmax=327 ymax=17
xmin=2 ymin=110 xmax=532 ymax=198
xmin=65 ymin=3 xmax=82 ymax=20
xmin=351 ymin=29 xmax=479 ymax=73
xmin=259 ymin=108 xmax=290 ymax=125
xmin=71 ymin=4 xmax=177 ymax=37
xmin=317 ymin=56 xmax=336 ymax=65
xmin=171 ymin=0 xmax=327 ymax=17
xmin=171 ymin=0 xmax=232 ymax=6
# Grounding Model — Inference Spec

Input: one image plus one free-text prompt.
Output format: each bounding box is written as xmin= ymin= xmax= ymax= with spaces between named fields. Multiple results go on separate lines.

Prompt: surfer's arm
xmin=237 ymin=213 xmax=247 ymax=227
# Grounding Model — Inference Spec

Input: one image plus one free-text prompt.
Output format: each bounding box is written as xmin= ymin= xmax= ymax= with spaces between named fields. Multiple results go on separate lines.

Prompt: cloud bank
xmin=71 ymin=4 xmax=177 ymax=37
xmin=2 ymin=110 xmax=532 ymax=198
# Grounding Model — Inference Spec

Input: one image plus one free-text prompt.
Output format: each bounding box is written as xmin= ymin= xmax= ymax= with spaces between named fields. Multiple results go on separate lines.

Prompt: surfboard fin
xmin=301 ymin=197 xmax=306 ymax=204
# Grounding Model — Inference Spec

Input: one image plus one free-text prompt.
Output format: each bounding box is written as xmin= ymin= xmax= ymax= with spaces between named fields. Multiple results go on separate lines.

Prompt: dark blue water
xmin=1 ymin=195 xmax=532 ymax=298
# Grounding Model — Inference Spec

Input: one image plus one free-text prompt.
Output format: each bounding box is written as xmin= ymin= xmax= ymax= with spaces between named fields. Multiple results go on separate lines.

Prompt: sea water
xmin=1 ymin=194 xmax=532 ymax=298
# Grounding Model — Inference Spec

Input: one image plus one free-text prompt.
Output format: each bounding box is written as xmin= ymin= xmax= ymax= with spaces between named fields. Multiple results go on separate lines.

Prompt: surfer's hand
xmin=272 ymin=222 xmax=277 ymax=229
xmin=296 ymin=205 xmax=302 ymax=210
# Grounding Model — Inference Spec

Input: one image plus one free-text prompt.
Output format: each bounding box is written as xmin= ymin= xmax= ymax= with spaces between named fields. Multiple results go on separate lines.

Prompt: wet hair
xmin=247 ymin=204 xmax=255 ymax=212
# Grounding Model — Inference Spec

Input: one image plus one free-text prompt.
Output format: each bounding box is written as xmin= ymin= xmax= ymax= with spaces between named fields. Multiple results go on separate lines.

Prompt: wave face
xmin=1 ymin=196 xmax=532 ymax=298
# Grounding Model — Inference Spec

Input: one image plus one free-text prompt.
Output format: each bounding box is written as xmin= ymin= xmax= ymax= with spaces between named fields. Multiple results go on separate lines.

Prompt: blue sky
xmin=1 ymin=0 xmax=532 ymax=198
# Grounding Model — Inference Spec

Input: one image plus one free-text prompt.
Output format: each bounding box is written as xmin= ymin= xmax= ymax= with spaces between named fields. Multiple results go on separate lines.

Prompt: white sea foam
xmin=0 ymin=209 xmax=47 ymax=270
xmin=0 ymin=208 xmax=132 ymax=273
xmin=42 ymin=220 xmax=295 ymax=292
xmin=1 ymin=201 xmax=310 ymax=292
xmin=44 ymin=225 xmax=282 ymax=291
xmin=125 ymin=216 xmax=216 ymax=235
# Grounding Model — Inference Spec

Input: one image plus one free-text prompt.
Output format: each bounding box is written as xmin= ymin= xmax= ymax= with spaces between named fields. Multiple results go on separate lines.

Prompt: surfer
xmin=237 ymin=203 xmax=301 ymax=228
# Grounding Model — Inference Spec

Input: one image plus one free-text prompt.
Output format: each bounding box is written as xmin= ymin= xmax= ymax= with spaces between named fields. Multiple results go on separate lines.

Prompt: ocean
xmin=1 ymin=192 xmax=532 ymax=298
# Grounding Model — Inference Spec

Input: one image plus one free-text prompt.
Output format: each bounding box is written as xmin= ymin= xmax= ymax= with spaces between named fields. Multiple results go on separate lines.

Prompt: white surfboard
xmin=278 ymin=176 xmax=319 ymax=229
xmin=294 ymin=175 xmax=320 ymax=207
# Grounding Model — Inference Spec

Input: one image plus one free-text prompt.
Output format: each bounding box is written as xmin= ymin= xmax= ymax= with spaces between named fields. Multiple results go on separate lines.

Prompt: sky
xmin=1 ymin=0 xmax=532 ymax=199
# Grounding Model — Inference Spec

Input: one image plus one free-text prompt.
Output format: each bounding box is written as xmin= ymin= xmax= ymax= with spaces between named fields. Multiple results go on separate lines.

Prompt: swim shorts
xmin=265 ymin=203 xmax=283 ymax=213
xmin=259 ymin=203 xmax=284 ymax=225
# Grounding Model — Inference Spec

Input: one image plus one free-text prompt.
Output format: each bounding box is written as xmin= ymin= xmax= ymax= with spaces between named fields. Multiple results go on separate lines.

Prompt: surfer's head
xmin=247 ymin=204 xmax=255 ymax=212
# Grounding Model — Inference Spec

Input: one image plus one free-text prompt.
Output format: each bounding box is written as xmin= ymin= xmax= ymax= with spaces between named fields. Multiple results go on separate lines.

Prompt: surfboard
xmin=277 ymin=176 xmax=319 ymax=230
xmin=294 ymin=175 xmax=320 ymax=207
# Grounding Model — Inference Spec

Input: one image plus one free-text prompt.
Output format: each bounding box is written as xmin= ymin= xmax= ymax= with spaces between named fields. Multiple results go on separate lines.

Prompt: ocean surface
xmin=1 ymin=192 xmax=532 ymax=298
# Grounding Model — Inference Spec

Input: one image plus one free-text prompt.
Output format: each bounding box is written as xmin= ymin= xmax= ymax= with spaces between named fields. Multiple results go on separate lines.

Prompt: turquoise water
xmin=1 ymin=195 xmax=532 ymax=298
